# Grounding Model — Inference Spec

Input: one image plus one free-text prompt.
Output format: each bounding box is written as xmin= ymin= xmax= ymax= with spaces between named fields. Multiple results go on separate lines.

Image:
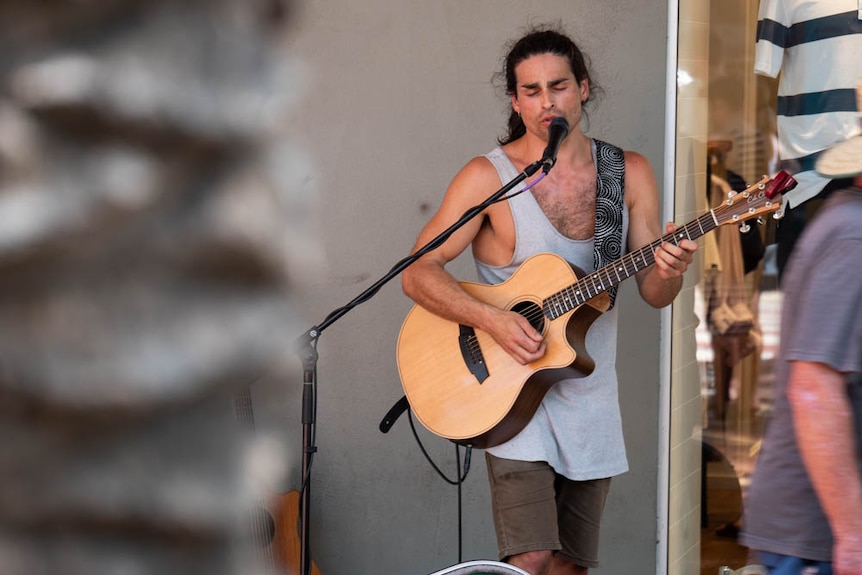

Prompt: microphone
xmin=541 ymin=116 xmax=569 ymax=174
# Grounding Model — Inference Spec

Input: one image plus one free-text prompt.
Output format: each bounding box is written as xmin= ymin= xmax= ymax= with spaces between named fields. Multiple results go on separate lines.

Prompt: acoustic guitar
xmin=234 ymin=388 xmax=322 ymax=575
xmin=397 ymin=171 xmax=796 ymax=449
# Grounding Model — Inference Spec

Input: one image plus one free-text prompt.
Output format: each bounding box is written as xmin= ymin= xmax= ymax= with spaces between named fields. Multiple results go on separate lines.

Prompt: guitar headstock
xmin=713 ymin=170 xmax=797 ymax=229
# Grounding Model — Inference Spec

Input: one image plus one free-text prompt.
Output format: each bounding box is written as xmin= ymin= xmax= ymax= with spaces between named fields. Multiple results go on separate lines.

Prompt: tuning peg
xmin=757 ymin=216 xmax=765 ymax=226
xmin=772 ymin=208 xmax=784 ymax=220
xmin=739 ymin=223 xmax=751 ymax=233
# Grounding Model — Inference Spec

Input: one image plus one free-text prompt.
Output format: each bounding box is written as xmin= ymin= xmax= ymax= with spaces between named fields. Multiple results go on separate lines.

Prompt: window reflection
xmin=690 ymin=3 xmax=781 ymax=575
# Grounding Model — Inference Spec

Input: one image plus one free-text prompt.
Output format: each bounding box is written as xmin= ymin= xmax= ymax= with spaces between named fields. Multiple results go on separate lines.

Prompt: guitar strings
xmin=466 ymin=178 xmax=769 ymax=356
xmin=235 ymin=389 xmax=281 ymax=574
xmin=535 ymin=187 xmax=766 ymax=325
xmin=469 ymin=211 xmax=721 ymax=337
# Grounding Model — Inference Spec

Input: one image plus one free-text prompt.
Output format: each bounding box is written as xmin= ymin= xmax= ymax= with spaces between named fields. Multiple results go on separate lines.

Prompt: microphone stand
xmin=292 ymin=158 xmax=545 ymax=575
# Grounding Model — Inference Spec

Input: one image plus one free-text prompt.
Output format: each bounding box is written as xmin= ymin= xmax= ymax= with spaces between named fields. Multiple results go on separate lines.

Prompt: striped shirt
xmin=755 ymin=0 xmax=862 ymax=207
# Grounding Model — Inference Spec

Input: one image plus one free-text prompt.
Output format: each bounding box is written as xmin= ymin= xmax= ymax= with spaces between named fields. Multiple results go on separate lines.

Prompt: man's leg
xmin=757 ymin=551 xmax=833 ymax=575
xmin=486 ymin=455 xmax=560 ymax=573
xmin=553 ymin=476 xmax=611 ymax=574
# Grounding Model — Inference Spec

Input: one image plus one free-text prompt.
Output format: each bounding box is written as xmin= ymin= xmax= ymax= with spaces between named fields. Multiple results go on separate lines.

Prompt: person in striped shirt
xmin=754 ymin=0 xmax=862 ymax=276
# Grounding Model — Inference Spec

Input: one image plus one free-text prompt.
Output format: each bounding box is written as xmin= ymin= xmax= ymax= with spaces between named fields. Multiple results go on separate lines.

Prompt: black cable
xmin=407 ymin=409 xmax=472 ymax=485
xmin=456 ymin=443 xmax=463 ymax=563
xmin=402 ymin=409 xmax=473 ymax=564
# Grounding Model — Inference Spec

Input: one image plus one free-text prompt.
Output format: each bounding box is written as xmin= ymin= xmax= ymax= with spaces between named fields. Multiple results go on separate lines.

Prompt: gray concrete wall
xmin=258 ymin=2 xmax=671 ymax=573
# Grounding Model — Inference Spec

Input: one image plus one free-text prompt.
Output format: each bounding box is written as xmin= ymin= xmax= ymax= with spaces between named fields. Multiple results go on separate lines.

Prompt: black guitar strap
xmin=593 ymin=139 xmax=626 ymax=309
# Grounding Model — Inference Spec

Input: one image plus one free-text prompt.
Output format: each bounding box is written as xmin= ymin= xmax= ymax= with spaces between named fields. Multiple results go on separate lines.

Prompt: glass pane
xmin=700 ymin=2 xmax=780 ymax=567
xmin=675 ymin=2 xmax=853 ymax=573
xmin=675 ymin=2 xmax=781 ymax=574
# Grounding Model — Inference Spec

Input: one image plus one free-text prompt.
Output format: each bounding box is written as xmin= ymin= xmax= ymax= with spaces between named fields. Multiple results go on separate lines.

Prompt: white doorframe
xmin=657 ymin=0 xmax=680 ymax=573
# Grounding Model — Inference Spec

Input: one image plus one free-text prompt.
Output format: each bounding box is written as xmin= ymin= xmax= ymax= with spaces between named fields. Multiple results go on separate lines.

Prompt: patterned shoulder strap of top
xmin=593 ymin=139 xmax=625 ymax=309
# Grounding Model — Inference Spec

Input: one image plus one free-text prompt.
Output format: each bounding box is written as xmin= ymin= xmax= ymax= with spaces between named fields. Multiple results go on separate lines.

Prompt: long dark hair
xmin=495 ymin=25 xmax=601 ymax=145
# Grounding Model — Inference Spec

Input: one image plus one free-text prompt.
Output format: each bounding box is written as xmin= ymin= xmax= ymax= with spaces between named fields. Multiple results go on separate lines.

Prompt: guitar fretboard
xmin=543 ymin=211 xmax=718 ymax=320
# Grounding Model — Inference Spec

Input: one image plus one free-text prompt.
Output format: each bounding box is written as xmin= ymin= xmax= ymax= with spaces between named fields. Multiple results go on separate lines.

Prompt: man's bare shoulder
xmin=622 ymin=150 xmax=655 ymax=178
xmin=620 ymin=149 xmax=660 ymax=220
xmin=447 ymin=155 xmax=504 ymax=202
xmin=622 ymin=150 xmax=659 ymax=197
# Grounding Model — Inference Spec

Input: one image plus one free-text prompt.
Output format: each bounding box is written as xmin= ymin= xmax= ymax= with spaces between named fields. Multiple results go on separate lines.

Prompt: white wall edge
xmin=657 ymin=0 xmax=679 ymax=574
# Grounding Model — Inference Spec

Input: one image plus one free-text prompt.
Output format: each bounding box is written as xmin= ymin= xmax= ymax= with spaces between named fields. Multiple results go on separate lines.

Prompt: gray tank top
xmin=478 ymin=144 xmax=629 ymax=480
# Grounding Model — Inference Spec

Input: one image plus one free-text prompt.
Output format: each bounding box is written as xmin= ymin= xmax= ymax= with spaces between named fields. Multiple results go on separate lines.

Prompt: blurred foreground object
xmin=0 ymin=1 xmax=316 ymax=574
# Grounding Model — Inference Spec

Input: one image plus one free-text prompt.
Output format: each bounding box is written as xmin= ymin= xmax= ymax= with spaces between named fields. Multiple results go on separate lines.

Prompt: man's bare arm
xmin=788 ymin=360 xmax=862 ymax=575
xmin=624 ymin=151 xmax=697 ymax=308
xmin=401 ymin=157 xmax=545 ymax=364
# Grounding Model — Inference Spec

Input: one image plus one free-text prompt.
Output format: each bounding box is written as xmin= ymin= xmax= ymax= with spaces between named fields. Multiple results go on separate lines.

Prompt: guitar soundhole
xmin=511 ymin=301 xmax=544 ymax=333
xmin=249 ymin=505 xmax=276 ymax=547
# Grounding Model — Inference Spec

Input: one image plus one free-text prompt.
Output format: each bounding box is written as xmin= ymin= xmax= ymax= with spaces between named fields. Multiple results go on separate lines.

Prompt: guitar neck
xmin=543 ymin=210 xmax=718 ymax=320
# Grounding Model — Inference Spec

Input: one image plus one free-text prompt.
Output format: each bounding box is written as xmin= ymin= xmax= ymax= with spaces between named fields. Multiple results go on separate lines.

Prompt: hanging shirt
xmin=754 ymin=0 xmax=862 ymax=207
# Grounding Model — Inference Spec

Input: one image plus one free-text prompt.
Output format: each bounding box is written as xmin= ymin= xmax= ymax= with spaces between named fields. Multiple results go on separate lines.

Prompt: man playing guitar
xmin=401 ymin=26 xmax=697 ymax=575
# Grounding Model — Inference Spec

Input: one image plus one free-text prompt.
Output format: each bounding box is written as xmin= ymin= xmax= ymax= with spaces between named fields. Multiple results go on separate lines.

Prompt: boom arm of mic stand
xmin=292 ymin=158 xmax=542 ymax=575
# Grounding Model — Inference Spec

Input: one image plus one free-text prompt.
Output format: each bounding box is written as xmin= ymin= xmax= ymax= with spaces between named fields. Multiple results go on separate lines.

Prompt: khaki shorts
xmin=485 ymin=453 xmax=611 ymax=569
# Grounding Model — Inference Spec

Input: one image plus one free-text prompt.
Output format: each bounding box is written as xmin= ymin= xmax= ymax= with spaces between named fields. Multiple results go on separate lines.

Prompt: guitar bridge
xmin=458 ymin=325 xmax=489 ymax=383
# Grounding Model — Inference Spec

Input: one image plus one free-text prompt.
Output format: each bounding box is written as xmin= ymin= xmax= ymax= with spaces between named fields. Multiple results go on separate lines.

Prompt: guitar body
xmin=397 ymin=172 xmax=794 ymax=449
xmin=235 ymin=389 xmax=322 ymax=575
xmin=275 ymin=490 xmax=322 ymax=575
xmin=244 ymin=484 xmax=323 ymax=575
xmin=397 ymin=253 xmax=610 ymax=448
